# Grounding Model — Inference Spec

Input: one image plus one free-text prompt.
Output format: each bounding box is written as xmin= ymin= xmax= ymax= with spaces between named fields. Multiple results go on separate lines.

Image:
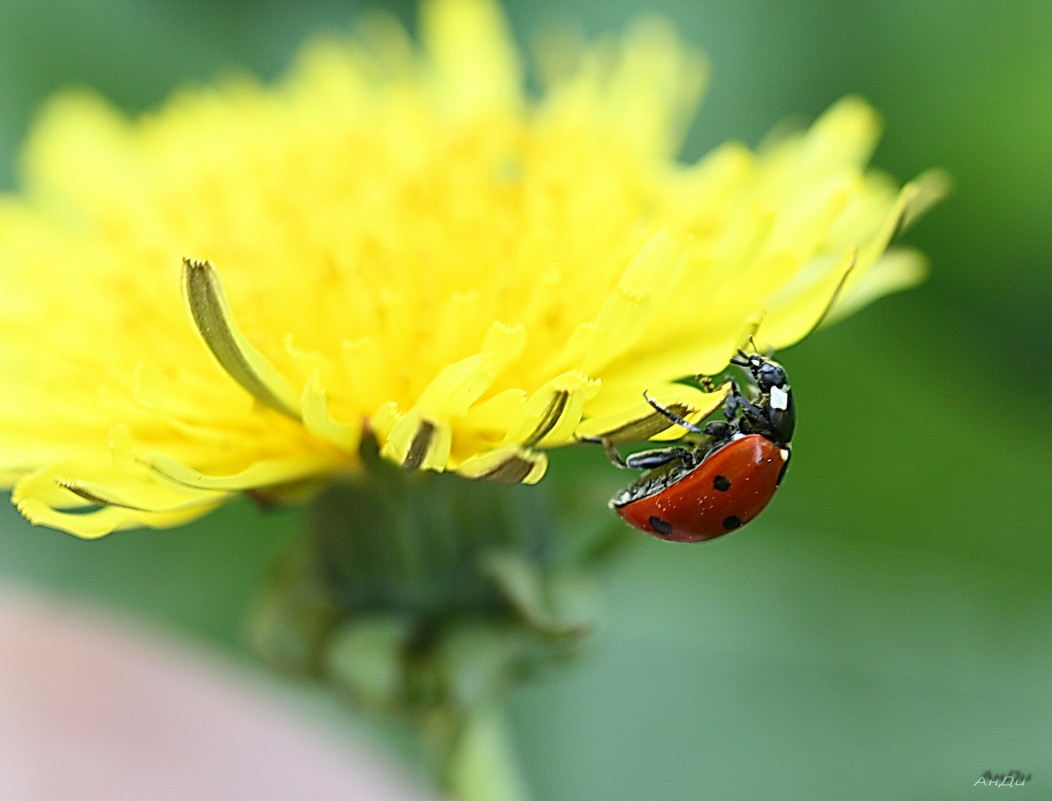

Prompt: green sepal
xmin=480 ymin=550 xmax=591 ymax=638
xmin=327 ymin=614 xmax=415 ymax=711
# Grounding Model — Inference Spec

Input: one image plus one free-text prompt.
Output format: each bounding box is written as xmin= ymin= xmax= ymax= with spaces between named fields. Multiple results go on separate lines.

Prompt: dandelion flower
xmin=0 ymin=0 xmax=936 ymax=538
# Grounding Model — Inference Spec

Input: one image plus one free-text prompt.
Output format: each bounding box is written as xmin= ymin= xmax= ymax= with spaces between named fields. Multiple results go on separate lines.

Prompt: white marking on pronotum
xmin=779 ymin=448 xmax=790 ymax=461
xmin=769 ymin=384 xmax=789 ymax=411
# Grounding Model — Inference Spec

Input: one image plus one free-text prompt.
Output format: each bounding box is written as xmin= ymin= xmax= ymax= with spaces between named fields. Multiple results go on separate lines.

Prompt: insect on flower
xmin=590 ymin=350 xmax=794 ymax=542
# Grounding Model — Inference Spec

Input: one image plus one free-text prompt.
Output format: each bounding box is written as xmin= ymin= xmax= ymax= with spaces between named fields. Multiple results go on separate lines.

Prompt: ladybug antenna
xmin=745 ymin=334 xmax=762 ymax=354
xmin=730 ymin=336 xmax=763 ymax=367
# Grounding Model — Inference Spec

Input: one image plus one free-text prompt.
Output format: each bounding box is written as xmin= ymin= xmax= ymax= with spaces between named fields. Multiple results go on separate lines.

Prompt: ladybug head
xmin=729 ymin=350 xmax=795 ymax=446
xmin=731 ymin=351 xmax=788 ymax=394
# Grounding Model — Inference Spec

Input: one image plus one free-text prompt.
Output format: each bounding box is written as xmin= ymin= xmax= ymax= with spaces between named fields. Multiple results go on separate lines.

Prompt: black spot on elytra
xmin=713 ymin=475 xmax=731 ymax=491
xmin=722 ymin=515 xmax=742 ymax=531
xmin=649 ymin=516 xmax=674 ymax=537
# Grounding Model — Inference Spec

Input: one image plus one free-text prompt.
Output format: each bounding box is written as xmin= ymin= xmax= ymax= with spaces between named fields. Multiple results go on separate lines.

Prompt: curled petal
xmin=12 ymin=461 xmax=224 ymax=538
xmin=384 ymin=413 xmax=453 ymax=472
xmin=143 ymin=450 xmax=341 ymax=492
xmin=17 ymin=498 xmax=214 ymax=539
xmin=505 ymin=372 xmax=599 ymax=448
xmin=182 ymin=259 xmax=301 ymax=419
xmin=456 ymin=447 xmax=547 ymax=485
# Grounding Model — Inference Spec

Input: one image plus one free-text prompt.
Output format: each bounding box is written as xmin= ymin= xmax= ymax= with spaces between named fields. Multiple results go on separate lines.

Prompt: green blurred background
xmin=0 ymin=1 xmax=1049 ymax=798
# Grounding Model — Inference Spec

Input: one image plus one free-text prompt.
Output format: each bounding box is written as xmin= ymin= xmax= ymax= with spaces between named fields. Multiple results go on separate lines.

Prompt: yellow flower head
xmin=0 ymin=0 xmax=936 ymax=537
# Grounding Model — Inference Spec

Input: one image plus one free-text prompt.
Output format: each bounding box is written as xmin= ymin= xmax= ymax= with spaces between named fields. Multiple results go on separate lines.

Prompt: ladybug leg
xmin=577 ymin=435 xmax=630 ymax=468
xmin=722 ymin=377 xmax=773 ymax=431
xmin=703 ymin=420 xmax=735 ymax=440
xmin=641 ymin=391 xmax=706 ymax=434
xmin=722 ymin=378 xmax=744 ymax=420
xmin=735 ymin=396 xmax=790 ymax=446
xmin=731 ymin=393 xmax=767 ymax=428
xmin=585 ymin=440 xmax=696 ymax=471
xmin=623 ymin=446 xmax=697 ymax=471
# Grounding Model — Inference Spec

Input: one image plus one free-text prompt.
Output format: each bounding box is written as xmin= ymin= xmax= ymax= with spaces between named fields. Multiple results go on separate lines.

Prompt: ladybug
xmin=597 ymin=351 xmax=794 ymax=543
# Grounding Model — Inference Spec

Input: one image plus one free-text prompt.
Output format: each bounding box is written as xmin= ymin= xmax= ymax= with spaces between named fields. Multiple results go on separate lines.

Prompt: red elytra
xmin=613 ymin=433 xmax=790 ymax=543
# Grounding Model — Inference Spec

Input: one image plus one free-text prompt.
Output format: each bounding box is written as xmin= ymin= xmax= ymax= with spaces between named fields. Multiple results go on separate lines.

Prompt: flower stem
xmin=429 ymin=703 xmax=530 ymax=801
xmin=252 ymin=438 xmax=596 ymax=799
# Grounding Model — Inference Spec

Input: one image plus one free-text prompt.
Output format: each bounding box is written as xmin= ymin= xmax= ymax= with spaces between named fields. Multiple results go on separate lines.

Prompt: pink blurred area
xmin=0 ymin=587 xmax=437 ymax=801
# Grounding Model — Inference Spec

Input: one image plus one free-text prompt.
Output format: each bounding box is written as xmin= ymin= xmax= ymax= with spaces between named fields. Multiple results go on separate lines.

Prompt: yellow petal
xmin=422 ymin=0 xmax=521 ymax=116
xmin=301 ymin=371 xmax=361 ymax=452
xmin=577 ymin=383 xmax=727 ymax=443
xmin=757 ymin=247 xmax=857 ymax=349
xmin=825 ymin=248 xmax=928 ymax=324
